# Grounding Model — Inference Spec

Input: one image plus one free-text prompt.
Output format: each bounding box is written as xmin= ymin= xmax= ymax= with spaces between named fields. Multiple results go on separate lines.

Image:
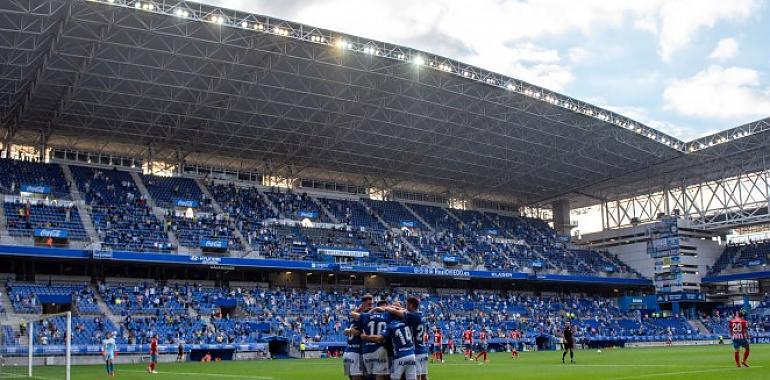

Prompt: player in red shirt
xmin=147 ymin=335 xmax=159 ymax=374
xmin=729 ymin=310 xmax=751 ymax=367
xmin=431 ymin=329 xmax=444 ymax=363
xmin=510 ymin=329 xmax=520 ymax=358
xmin=474 ymin=328 xmax=489 ymax=363
xmin=462 ymin=327 xmax=474 ymax=361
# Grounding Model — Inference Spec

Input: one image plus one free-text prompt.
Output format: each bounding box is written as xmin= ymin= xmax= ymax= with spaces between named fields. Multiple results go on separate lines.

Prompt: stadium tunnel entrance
xmin=266 ymin=337 xmax=289 ymax=358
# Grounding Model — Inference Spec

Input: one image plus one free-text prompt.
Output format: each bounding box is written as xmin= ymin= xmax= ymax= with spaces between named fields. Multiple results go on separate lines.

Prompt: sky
xmin=205 ymin=0 xmax=770 ymax=141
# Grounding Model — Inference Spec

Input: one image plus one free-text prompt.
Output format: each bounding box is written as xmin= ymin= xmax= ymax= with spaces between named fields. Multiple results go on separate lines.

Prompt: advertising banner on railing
xmin=317 ymin=247 xmax=369 ymax=258
xmin=175 ymin=199 xmax=200 ymax=208
xmin=200 ymin=239 xmax=229 ymax=249
xmin=34 ymin=228 xmax=69 ymax=238
xmin=298 ymin=210 xmax=318 ymax=218
xmin=0 ymin=245 xmax=651 ymax=285
xmin=21 ymin=184 xmax=52 ymax=194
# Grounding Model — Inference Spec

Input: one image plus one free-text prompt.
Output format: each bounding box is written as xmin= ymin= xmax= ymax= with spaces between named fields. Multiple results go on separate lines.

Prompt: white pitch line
xmin=604 ymin=367 xmax=754 ymax=380
xmin=0 ymin=372 xmax=61 ymax=380
xmin=122 ymin=369 xmax=273 ymax=380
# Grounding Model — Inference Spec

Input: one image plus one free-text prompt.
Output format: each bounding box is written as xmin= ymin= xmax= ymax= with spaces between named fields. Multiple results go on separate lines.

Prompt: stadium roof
xmin=1 ymin=0 xmax=768 ymax=208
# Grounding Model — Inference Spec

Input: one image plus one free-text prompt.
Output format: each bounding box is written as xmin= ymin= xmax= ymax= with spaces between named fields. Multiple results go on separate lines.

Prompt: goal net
xmin=0 ymin=311 xmax=71 ymax=380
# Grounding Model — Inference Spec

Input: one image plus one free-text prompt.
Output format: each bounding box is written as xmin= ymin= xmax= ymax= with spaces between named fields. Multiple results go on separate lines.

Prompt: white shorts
xmin=343 ymin=352 xmax=364 ymax=376
xmin=391 ymin=354 xmax=416 ymax=380
xmin=415 ymin=353 xmax=428 ymax=376
xmin=363 ymin=347 xmax=390 ymax=376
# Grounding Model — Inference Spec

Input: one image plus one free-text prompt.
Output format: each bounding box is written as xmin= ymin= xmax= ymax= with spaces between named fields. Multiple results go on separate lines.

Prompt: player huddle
xmin=343 ymin=295 xmax=428 ymax=380
xmin=97 ymin=305 xmax=752 ymax=379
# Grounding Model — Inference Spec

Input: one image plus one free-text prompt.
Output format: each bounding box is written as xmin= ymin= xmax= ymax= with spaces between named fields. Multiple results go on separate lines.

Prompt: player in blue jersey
xmin=362 ymin=315 xmax=417 ymax=380
xmin=343 ymin=294 xmax=373 ymax=380
xmin=352 ymin=300 xmax=394 ymax=380
xmin=379 ymin=296 xmax=428 ymax=380
xmin=102 ymin=331 xmax=117 ymax=378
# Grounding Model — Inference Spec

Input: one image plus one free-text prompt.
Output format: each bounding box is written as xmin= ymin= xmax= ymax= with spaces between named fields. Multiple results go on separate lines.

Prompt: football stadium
xmin=0 ymin=1 xmax=769 ymax=379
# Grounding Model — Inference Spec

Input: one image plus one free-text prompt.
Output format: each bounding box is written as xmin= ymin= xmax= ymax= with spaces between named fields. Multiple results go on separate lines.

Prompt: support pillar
xmin=551 ymin=199 xmax=573 ymax=236
xmin=1 ymin=129 xmax=12 ymax=159
xmin=39 ymin=135 xmax=47 ymax=163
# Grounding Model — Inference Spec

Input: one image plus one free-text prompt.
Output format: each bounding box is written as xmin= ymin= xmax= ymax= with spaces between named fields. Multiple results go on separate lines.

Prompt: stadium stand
xmin=265 ymin=189 xmax=333 ymax=223
xmin=142 ymin=175 xmax=212 ymax=211
xmin=166 ymin=214 xmax=241 ymax=250
xmin=363 ymin=199 xmax=427 ymax=229
xmin=3 ymin=201 xmax=88 ymax=241
xmin=710 ymin=240 xmax=770 ymax=274
xmin=5 ymin=282 xmax=99 ymax=314
xmin=0 ymin=158 xmax=70 ymax=197
xmin=71 ymin=166 xmax=172 ymax=252
xmin=318 ymin=197 xmax=383 ymax=230
xmin=0 ymin=281 xmax=723 ymax=348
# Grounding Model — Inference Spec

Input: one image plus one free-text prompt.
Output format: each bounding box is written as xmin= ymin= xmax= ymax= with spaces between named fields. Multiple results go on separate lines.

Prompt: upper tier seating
xmin=363 ymin=199 xmax=426 ymax=229
xmin=710 ymin=240 xmax=770 ymax=274
xmin=317 ymin=197 xmax=383 ymax=230
xmin=71 ymin=166 xmax=171 ymax=252
xmin=4 ymin=202 xmax=88 ymax=241
xmin=265 ymin=189 xmax=333 ymax=223
xmin=142 ymin=175 xmax=211 ymax=210
xmin=167 ymin=214 xmax=241 ymax=250
xmin=0 ymin=158 xmax=70 ymax=197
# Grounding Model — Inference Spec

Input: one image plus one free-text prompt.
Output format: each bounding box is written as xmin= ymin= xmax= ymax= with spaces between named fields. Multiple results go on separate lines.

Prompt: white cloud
xmin=203 ymin=0 xmax=767 ymax=135
xmin=214 ymin=1 xmax=761 ymax=64
xmin=709 ymin=38 xmax=739 ymax=61
xmin=656 ymin=0 xmax=756 ymax=62
xmin=663 ymin=66 xmax=770 ymax=120
xmin=568 ymin=47 xmax=589 ymax=63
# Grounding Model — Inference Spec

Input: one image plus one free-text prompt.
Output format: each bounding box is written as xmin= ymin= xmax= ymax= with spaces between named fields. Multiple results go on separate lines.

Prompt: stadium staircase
xmin=398 ymin=201 xmax=434 ymax=233
xmin=0 ymin=288 xmax=31 ymax=334
xmin=0 ymin=200 xmax=11 ymax=244
xmin=60 ymin=164 xmax=100 ymax=244
xmin=259 ymin=189 xmax=282 ymax=218
xmin=688 ymin=319 xmax=711 ymax=336
xmin=358 ymin=200 xmax=390 ymax=229
xmin=442 ymin=207 xmax=464 ymax=224
xmin=310 ymin=196 xmax=339 ymax=223
xmin=194 ymin=178 xmax=250 ymax=252
xmin=93 ymin=287 xmax=122 ymax=327
xmin=357 ymin=200 xmax=425 ymax=264
xmin=187 ymin=303 xmax=200 ymax=319
xmin=129 ymin=171 xmax=182 ymax=251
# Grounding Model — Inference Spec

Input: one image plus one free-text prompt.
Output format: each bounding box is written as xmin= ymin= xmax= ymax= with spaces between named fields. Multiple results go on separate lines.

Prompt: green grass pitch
xmin=5 ymin=345 xmax=769 ymax=380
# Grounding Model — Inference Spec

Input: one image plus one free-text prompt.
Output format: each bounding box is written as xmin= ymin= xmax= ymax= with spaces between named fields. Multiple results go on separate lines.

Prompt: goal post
xmin=1 ymin=311 xmax=72 ymax=380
